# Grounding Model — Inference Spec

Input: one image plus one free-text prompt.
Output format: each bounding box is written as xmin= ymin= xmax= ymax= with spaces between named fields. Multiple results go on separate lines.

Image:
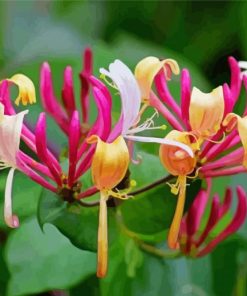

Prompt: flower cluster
xmin=0 ymin=48 xmax=247 ymax=278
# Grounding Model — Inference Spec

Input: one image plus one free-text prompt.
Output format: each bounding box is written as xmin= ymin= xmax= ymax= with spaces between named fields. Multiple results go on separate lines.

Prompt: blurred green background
xmin=1 ymin=1 xmax=247 ymax=296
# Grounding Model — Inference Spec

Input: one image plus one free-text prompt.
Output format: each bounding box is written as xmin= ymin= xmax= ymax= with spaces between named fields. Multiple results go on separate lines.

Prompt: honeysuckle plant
xmin=135 ymin=55 xmax=245 ymax=249
xmin=1 ymin=47 xmax=247 ymax=281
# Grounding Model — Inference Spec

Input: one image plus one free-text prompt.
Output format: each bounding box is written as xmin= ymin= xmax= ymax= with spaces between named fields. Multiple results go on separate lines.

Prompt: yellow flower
xmin=8 ymin=74 xmax=36 ymax=106
xmin=189 ymin=86 xmax=224 ymax=139
xmin=135 ymin=56 xmax=179 ymax=102
xmin=87 ymin=135 xmax=130 ymax=278
xmin=88 ymin=135 xmax=130 ymax=191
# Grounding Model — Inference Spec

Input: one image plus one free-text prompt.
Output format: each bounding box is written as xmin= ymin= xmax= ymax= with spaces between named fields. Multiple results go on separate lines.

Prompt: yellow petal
xmin=189 ymin=86 xmax=224 ymax=138
xmin=134 ymin=56 xmax=179 ymax=101
xmin=159 ymin=130 xmax=196 ymax=176
xmin=87 ymin=135 xmax=130 ymax=190
xmin=8 ymin=74 xmax=36 ymax=106
xmin=223 ymin=113 xmax=247 ymax=168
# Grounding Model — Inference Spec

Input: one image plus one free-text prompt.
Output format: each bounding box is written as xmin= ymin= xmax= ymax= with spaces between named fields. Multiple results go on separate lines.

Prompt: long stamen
xmin=97 ymin=191 xmax=108 ymax=278
xmin=168 ymin=175 xmax=187 ymax=249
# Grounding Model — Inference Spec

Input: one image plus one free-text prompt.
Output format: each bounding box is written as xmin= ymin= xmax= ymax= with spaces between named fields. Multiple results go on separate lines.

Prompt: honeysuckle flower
xmin=179 ymin=179 xmax=247 ymax=257
xmin=87 ymin=59 xmax=194 ymax=277
xmin=8 ymin=74 xmax=36 ymax=105
xmin=134 ymin=55 xmax=243 ymax=249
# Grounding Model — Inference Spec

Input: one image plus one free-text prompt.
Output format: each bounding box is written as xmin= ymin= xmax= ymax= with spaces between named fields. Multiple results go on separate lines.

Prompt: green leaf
xmin=0 ymin=243 xmax=9 ymax=296
xmin=5 ymin=218 xmax=96 ymax=296
xmin=38 ymin=189 xmax=118 ymax=252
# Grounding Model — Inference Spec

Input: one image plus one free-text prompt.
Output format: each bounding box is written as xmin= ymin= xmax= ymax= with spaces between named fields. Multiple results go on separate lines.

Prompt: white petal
xmin=0 ymin=104 xmax=28 ymax=166
xmin=100 ymin=60 xmax=141 ymax=134
xmin=4 ymin=168 xmax=19 ymax=228
xmin=239 ymin=61 xmax=247 ymax=70
xmin=124 ymin=135 xmax=194 ymax=157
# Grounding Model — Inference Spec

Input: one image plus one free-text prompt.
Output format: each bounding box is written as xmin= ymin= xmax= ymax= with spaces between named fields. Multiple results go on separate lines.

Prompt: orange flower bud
xmin=87 ymin=135 xmax=130 ymax=190
xmin=159 ymin=130 xmax=196 ymax=176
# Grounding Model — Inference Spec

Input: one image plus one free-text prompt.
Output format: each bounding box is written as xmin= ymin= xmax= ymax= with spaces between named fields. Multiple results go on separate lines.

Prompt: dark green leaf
xmin=38 ymin=189 xmax=118 ymax=252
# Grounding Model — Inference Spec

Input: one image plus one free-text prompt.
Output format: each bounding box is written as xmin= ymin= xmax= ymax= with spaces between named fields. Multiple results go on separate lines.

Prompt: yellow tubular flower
xmin=87 ymin=135 xmax=130 ymax=278
xmin=189 ymin=86 xmax=224 ymax=139
xmin=88 ymin=135 xmax=130 ymax=190
xmin=223 ymin=113 xmax=247 ymax=168
xmin=159 ymin=130 xmax=197 ymax=249
xmin=8 ymin=74 xmax=36 ymax=106
xmin=134 ymin=56 xmax=180 ymax=101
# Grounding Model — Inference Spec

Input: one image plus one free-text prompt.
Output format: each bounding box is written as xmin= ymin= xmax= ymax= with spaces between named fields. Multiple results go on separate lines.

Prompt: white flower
xmin=0 ymin=103 xmax=28 ymax=227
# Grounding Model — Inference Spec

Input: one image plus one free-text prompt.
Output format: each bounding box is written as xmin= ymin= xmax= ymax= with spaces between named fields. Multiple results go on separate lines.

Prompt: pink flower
xmin=179 ymin=179 xmax=247 ymax=257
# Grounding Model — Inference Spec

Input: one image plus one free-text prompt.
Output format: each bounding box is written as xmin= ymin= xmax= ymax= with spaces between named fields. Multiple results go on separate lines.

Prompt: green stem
xmin=77 ymin=174 xmax=174 ymax=207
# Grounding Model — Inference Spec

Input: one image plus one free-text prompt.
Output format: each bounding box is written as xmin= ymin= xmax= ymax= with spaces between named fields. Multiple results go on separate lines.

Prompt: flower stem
xmin=77 ymin=174 xmax=174 ymax=207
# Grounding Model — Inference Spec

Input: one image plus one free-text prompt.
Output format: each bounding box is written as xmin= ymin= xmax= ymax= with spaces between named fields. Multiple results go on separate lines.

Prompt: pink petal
xmin=195 ymin=195 xmax=221 ymax=247
xmin=68 ymin=111 xmax=81 ymax=187
xmin=202 ymin=130 xmax=238 ymax=161
xmin=79 ymin=48 xmax=93 ymax=123
xmin=201 ymin=147 xmax=244 ymax=172
xmin=62 ymin=66 xmax=76 ymax=117
xmin=149 ymin=92 xmax=184 ymax=131
xmin=203 ymin=166 xmax=246 ymax=178
xmin=35 ymin=113 xmax=62 ymax=186
xmin=228 ymin=56 xmax=241 ymax=103
xmin=181 ymin=69 xmax=191 ymax=130
xmin=40 ymin=62 xmax=69 ymax=134
xmin=154 ymin=70 xmax=182 ymax=120
xmin=197 ymin=186 xmax=247 ymax=257
xmin=185 ymin=178 xmax=211 ymax=237
xmin=77 ymin=82 xmax=112 ymax=160
xmin=17 ymin=158 xmax=57 ymax=192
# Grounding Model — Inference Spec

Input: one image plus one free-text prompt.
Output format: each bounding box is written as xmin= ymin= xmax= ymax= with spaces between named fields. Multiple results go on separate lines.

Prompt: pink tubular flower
xmin=179 ymin=180 xmax=247 ymax=257
xmin=0 ymin=48 xmax=113 ymax=227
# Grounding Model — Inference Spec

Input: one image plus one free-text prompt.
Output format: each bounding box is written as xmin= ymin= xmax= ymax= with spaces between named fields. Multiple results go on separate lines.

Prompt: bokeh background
xmin=0 ymin=1 xmax=247 ymax=296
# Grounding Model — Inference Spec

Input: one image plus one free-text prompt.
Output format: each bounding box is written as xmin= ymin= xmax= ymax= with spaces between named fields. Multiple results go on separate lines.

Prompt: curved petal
xmin=8 ymin=74 xmax=36 ymax=106
xmin=125 ymin=135 xmax=194 ymax=157
xmin=135 ymin=56 xmax=180 ymax=101
xmin=4 ymin=168 xmax=19 ymax=228
xmin=100 ymin=59 xmax=141 ymax=135
xmin=0 ymin=103 xmax=28 ymax=166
